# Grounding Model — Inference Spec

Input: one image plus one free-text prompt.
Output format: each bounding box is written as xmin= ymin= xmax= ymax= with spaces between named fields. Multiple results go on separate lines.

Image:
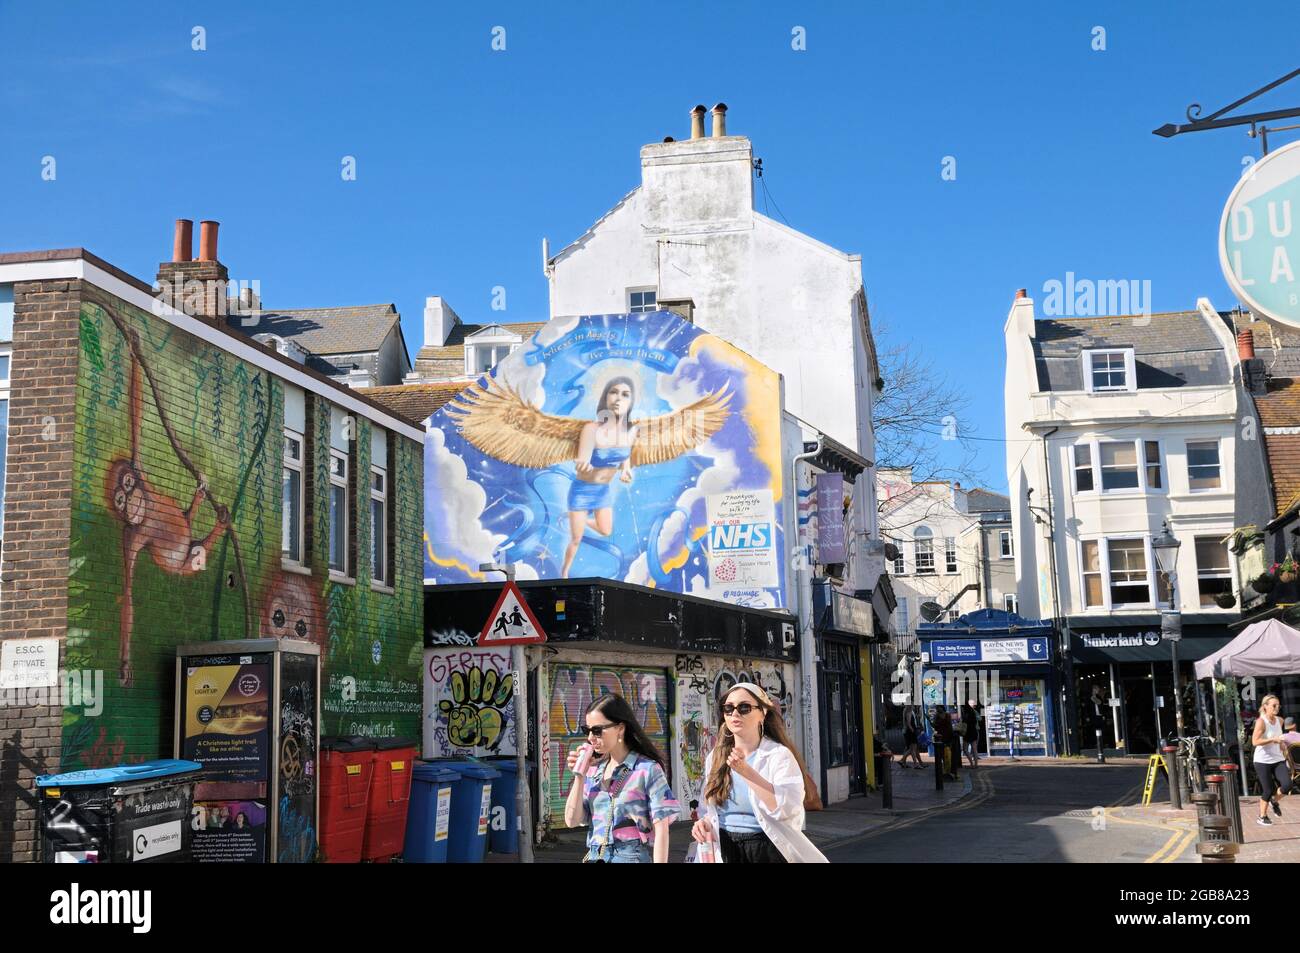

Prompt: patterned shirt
xmin=582 ymin=751 xmax=679 ymax=850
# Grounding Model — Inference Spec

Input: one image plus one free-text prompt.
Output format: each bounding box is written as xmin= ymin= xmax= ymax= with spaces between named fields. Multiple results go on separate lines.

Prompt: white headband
xmin=726 ymin=682 xmax=774 ymax=707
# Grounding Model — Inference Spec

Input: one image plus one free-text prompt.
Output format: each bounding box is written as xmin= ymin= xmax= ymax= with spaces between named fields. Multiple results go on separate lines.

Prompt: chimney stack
xmin=172 ymin=219 xmax=193 ymax=263
xmin=1238 ymin=328 xmax=1256 ymax=361
xmin=199 ymin=220 xmax=220 ymax=262
xmin=690 ymin=104 xmax=707 ymax=140
xmin=711 ymin=102 xmax=728 ymax=137
xmin=155 ymin=217 xmax=229 ymax=325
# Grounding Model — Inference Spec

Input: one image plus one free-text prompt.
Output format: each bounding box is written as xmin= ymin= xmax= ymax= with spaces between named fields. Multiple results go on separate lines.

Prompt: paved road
xmin=827 ymin=762 xmax=1196 ymax=863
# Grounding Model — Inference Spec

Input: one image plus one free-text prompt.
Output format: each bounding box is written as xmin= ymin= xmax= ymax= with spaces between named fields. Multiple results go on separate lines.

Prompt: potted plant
xmin=1279 ymin=554 xmax=1298 ymax=584
xmin=1215 ymin=591 xmax=1237 ymax=609
xmin=1255 ymin=571 xmax=1277 ymax=592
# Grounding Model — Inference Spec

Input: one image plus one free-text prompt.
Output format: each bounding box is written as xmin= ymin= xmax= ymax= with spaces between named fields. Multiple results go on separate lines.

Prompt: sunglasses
xmin=579 ymin=722 xmax=621 ymax=736
xmin=722 ymin=703 xmax=762 ymax=716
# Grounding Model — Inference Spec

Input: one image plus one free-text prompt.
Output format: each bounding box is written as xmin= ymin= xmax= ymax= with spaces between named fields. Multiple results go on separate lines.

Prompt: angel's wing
xmin=444 ymin=378 xmax=585 ymax=469
xmin=631 ymin=385 xmax=733 ymax=467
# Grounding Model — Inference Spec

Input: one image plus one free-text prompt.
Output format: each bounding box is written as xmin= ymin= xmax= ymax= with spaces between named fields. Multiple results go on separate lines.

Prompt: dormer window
xmin=463 ymin=324 xmax=523 ymax=376
xmin=1083 ymin=349 xmax=1136 ymax=393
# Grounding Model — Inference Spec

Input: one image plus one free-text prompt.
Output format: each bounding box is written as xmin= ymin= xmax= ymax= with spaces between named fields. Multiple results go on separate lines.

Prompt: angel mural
xmin=446 ymin=375 xmax=732 ymax=577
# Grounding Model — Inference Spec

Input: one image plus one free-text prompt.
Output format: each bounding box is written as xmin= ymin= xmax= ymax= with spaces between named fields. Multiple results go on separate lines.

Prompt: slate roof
xmin=1236 ymin=314 xmax=1300 ymax=380
xmin=1032 ymin=311 xmax=1229 ymax=391
xmin=236 ymin=304 xmax=400 ymax=356
xmin=414 ymin=321 xmax=546 ymax=363
xmin=965 ymin=488 xmax=1010 ymax=513
xmin=358 ymin=381 xmax=466 ymax=424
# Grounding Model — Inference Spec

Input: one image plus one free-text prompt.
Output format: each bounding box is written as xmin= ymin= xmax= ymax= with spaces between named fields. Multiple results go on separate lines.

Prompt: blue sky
xmin=3 ymin=2 xmax=1297 ymax=491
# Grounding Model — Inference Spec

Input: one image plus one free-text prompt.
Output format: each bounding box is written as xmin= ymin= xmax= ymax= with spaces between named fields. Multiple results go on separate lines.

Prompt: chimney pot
xmin=172 ymin=219 xmax=194 ymax=263
xmin=663 ymin=136 xmax=675 ymax=143
xmin=711 ymin=102 xmax=728 ymax=137
xmin=690 ymin=105 xmax=707 ymax=140
xmin=1015 ymin=288 xmax=1028 ymax=299
xmin=199 ymin=220 xmax=220 ymax=262
xmin=1238 ymin=328 xmax=1256 ymax=360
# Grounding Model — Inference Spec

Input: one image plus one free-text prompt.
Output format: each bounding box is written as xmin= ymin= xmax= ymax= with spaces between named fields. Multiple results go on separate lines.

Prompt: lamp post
xmin=480 ymin=561 xmax=534 ymax=863
xmin=1150 ymin=522 xmax=1184 ymax=742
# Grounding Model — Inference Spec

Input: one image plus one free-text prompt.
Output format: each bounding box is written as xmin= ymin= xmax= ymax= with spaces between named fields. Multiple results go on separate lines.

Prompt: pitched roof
xmin=1254 ymin=379 xmax=1300 ymax=517
xmin=965 ymin=488 xmax=1010 ymax=513
xmin=358 ymin=381 xmax=467 ymax=424
xmin=1031 ymin=311 xmax=1229 ymax=391
xmin=415 ymin=321 xmax=546 ymax=362
xmin=237 ymin=304 xmax=400 ymax=356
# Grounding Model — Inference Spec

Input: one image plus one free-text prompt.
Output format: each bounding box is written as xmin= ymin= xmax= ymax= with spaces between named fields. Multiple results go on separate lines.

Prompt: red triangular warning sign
xmin=478 ymin=581 xmax=548 ymax=646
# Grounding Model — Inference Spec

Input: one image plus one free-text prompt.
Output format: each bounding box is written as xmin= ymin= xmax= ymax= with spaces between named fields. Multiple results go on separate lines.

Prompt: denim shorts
xmin=583 ymin=839 xmax=650 ymax=863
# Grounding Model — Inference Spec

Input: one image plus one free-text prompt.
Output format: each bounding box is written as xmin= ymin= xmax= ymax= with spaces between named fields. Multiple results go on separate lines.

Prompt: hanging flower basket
xmin=1277 ymin=556 xmax=1298 ymax=584
xmin=1255 ymin=572 xmax=1277 ymax=592
xmin=1215 ymin=592 xmax=1237 ymax=609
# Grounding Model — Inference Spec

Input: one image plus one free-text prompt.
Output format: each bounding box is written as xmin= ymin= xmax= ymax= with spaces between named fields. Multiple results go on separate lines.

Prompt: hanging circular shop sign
xmin=1220 ymin=139 xmax=1300 ymax=329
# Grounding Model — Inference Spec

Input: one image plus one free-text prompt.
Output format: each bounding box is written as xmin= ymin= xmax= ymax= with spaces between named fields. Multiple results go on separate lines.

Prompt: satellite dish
xmin=883 ymin=543 xmax=900 ymax=562
xmin=919 ymin=601 xmax=943 ymax=622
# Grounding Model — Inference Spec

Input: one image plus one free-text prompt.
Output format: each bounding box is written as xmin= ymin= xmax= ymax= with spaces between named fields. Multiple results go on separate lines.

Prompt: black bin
xmin=36 ymin=759 xmax=203 ymax=863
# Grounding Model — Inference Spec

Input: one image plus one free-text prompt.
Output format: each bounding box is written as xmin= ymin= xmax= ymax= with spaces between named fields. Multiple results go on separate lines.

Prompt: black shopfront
xmin=1068 ymin=614 xmax=1235 ymax=755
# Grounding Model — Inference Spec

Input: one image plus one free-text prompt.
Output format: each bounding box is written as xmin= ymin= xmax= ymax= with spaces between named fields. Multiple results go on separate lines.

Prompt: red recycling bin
xmin=319 ymin=737 xmax=376 ymax=864
xmin=362 ymin=739 xmax=418 ymax=862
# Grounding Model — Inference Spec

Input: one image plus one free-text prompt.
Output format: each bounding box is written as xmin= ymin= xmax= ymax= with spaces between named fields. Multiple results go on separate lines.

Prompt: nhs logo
xmin=709 ymin=522 xmax=773 ymax=552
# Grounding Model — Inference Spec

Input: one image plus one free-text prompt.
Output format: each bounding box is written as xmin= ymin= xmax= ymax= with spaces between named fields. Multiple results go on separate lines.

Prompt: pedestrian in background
xmin=899 ymin=705 xmax=924 ymax=769
xmin=1252 ymin=694 xmax=1292 ymax=827
xmin=564 ymin=693 xmax=679 ymax=862
xmin=932 ymin=706 xmax=957 ymax=781
xmin=692 ymin=683 xmax=827 ymax=862
xmin=961 ymin=700 xmax=980 ymax=769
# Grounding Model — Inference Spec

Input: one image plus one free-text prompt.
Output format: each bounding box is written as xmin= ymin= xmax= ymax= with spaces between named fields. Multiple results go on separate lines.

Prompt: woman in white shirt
xmin=1252 ymin=694 xmax=1292 ymax=826
xmin=690 ymin=683 xmax=828 ymax=863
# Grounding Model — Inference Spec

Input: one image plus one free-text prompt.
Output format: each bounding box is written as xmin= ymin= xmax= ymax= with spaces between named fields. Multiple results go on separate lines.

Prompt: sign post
xmin=478 ymin=566 xmax=546 ymax=864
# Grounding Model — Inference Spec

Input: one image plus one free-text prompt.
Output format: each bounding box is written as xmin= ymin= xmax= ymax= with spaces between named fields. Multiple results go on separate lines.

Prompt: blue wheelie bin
xmin=485 ymin=757 xmax=535 ymax=854
xmin=403 ymin=763 xmax=461 ymax=863
xmin=425 ymin=758 xmax=500 ymax=863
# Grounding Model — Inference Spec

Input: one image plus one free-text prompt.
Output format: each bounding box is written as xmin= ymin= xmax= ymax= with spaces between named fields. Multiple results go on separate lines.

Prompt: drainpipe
xmin=793 ymin=436 xmax=823 ymax=794
xmin=1041 ymin=426 xmax=1074 ymax=756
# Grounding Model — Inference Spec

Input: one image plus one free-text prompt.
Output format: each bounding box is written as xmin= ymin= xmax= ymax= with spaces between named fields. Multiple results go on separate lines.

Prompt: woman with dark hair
xmin=564 ymin=692 xmax=679 ymax=862
xmin=691 ymin=683 xmax=828 ymax=863
xmin=561 ymin=377 xmax=637 ymax=577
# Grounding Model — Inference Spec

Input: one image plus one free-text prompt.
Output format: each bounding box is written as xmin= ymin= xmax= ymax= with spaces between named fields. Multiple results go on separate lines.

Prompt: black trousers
xmin=718 ymin=827 xmax=787 ymax=864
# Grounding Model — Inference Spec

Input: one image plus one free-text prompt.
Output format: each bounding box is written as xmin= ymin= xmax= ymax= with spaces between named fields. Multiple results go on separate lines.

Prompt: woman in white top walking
xmin=690 ymin=683 xmax=828 ymax=863
xmin=1252 ymin=694 xmax=1292 ymax=826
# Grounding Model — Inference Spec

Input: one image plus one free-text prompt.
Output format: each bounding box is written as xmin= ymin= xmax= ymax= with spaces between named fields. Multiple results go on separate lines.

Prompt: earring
xmin=721 ymin=725 xmax=733 ymax=738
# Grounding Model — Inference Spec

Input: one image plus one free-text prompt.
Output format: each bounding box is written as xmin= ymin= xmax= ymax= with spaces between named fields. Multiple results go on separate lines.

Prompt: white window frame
xmin=1194 ymin=535 xmax=1234 ymax=608
xmin=282 ymin=428 xmax=305 ymax=567
xmin=944 ymin=536 xmax=958 ymax=574
xmin=1071 ymin=438 xmax=1166 ymax=496
xmin=1003 ymin=593 xmax=1017 ymax=614
xmin=1077 ymin=534 xmax=1171 ymax=612
xmin=371 ymin=465 xmax=388 ymax=587
xmin=999 ymin=530 xmax=1013 ymax=559
xmin=891 ymin=547 xmax=906 ymax=576
xmin=914 ymin=527 xmax=935 ymax=575
xmin=328 ymin=450 xmax=350 ymax=579
xmin=1083 ymin=348 xmax=1137 ymax=393
xmin=1186 ymin=439 xmax=1224 ymax=492
xmin=627 ymin=287 xmax=658 ymax=313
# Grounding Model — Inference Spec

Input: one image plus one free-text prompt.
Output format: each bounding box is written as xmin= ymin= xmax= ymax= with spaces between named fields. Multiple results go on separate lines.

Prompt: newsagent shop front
xmin=916 ymin=610 xmax=1060 ymax=757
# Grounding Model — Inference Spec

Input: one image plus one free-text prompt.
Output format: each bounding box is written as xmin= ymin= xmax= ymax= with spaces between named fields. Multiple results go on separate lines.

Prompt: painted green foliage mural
xmin=64 ymin=294 xmax=422 ymax=770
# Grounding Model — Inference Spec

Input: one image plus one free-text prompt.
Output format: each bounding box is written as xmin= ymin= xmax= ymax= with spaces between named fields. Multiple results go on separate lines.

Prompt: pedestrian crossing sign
xmin=478 ymin=581 xmax=548 ymax=646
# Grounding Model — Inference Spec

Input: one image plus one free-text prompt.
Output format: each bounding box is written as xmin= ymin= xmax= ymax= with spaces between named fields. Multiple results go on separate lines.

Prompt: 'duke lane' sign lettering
xmin=1221 ymin=139 xmax=1300 ymax=329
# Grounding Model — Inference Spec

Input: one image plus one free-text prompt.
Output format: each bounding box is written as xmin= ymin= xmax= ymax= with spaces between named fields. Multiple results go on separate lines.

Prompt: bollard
xmin=1204 ymin=774 xmax=1226 ymax=824
xmin=1189 ymin=792 xmax=1218 ymax=822
xmin=934 ymin=740 xmax=944 ymax=792
xmin=880 ymin=746 xmax=894 ymax=810
xmin=1196 ymin=815 xmax=1236 ymax=864
xmin=1096 ymin=728 xmax=1105 ymax=764
xmin=1218 ymin=763 xmax=1243 ymax=844
xmin=1163 ymin=745 xmax=1183 ymax=811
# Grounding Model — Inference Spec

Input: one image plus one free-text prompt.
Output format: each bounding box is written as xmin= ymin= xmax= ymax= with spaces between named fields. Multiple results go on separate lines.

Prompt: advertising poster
xmin=181 ymin=660 xmax=270 ymax=781
xmin=424 ymin=311 xmax=786 ymax=610
xmin=191 ymin=797 xmax=268 ymax=863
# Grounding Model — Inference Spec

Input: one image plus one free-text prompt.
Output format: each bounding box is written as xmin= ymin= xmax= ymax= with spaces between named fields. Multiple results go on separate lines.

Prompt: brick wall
xmin=0 ymin=278 xmax=81 ymax=862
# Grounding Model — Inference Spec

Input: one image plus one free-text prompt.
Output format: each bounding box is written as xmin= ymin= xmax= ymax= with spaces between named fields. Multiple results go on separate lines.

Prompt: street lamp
xmin=1150 ymin=522 xmax=1184 ymax=741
